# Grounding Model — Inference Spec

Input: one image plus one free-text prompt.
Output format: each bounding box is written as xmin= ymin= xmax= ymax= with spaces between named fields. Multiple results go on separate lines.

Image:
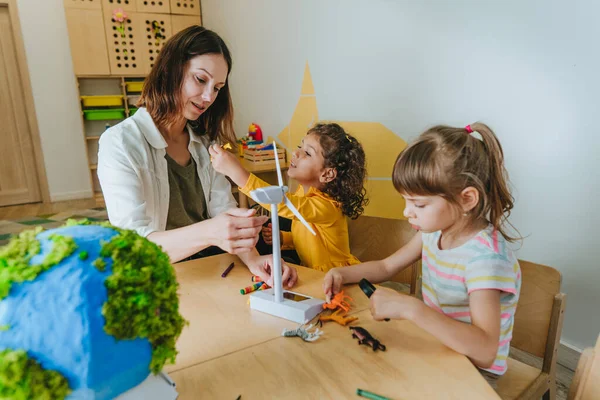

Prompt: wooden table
xmin=236 ymin=160 xmax=289 ymax=208
xmin=169 ymin=254 xmax=500 ymax=399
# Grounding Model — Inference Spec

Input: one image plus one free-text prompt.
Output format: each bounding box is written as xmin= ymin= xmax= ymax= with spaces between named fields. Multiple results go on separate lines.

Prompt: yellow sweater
xmin=240 ymin=174 xmax=360 ymax=272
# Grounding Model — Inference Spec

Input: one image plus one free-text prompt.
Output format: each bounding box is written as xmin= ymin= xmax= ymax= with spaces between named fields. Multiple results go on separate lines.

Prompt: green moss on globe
xmin=0 ymin=228 xmax=76 ymax=300
xmin=92 ymin=258 xmax=106 ymax=272
xmin=0 ymin=218 xmax=186 ymax=384
xmin=68 ymin=219 xmax=187 ymax=373
xmin=0 ymin=349 xmax=71 ymax=400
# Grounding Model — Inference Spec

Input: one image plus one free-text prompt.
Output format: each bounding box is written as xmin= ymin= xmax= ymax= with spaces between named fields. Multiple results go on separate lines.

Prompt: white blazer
xmin=97 ymin=107 xmax=237 ymax=237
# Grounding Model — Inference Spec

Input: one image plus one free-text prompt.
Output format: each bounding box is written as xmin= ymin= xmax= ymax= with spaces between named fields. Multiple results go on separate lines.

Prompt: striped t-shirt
xmin=421 ymin=225 xmax=521 ymax=375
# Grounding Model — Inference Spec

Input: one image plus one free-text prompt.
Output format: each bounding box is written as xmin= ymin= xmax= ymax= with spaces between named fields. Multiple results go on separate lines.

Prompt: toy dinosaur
xmin=322 ymin=291 xmax=353 ymax=313
xmin=282 ymin=323 xmax=323 ymax=342
xmin=319 ymin=310 xmax=358 ymax=326
xmin=349 ymin=326 xmax=386 ymax=351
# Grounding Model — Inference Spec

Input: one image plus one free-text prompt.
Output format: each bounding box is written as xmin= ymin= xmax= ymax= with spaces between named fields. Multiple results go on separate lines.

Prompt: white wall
xmin=202 ymin=0 xmax=600 ymax=349
xmin=15 ymin=0 xmax=92 ymax=201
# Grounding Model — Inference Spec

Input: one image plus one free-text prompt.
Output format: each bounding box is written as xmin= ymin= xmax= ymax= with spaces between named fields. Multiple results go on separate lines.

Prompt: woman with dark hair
xmin=98 ymin=26 xmax=297 ymax=287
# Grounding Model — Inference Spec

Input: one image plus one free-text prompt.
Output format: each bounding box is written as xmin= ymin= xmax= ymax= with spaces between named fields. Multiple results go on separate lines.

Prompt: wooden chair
xmin=495 ymin=260 xmax=566 ymax=400
xmin=347 ymin=216 xmax=420 ymax=295
xmin=568 ymin=334 xmax=600 ymax=400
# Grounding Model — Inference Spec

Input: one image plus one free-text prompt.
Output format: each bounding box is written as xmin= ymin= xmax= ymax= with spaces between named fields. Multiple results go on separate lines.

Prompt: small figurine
xmin=322 ymin=290 xmax=353 ymax=313
xmin=349 ymin=326 xmax=386 ymax=351
xmin=282 ymin=323 xmax=323 ymax=342
xmin=318 ymin=309 xmax=358 ymax=326
xmin=248 ymin=122 xmax=263 ymax=142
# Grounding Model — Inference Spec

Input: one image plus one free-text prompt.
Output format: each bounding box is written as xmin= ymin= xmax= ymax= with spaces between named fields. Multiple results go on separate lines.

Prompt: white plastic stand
xmin=248 ymin=143 xmax=324 ymax=324
xmin=250 ymin=288 xmax=325 ymax=324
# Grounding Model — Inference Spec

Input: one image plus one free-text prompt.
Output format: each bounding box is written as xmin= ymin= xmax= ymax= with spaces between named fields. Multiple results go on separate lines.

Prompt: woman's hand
xmin=261 ymin=223 xmax=283 ymax=245
xmin=209 ymin=144 xmax=250 ymax=187
xmin=209 ymin=208 xmax=268 ymax=254
xmin=246 ymin=254 xmax=298 ymax=288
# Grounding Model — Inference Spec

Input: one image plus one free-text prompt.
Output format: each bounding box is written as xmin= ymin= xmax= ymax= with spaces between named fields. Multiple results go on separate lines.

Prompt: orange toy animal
xmin=322 ymin=291 xmax=353 ymax=313
xmin=319 ymin=310 xmax=358 ymax=327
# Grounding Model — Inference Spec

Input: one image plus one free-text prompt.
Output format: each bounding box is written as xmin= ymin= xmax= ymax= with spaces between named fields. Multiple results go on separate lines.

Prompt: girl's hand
xmin=322 ymin=268 xmax=344 ymax=303
xmin=210 ymin=208 xmax=268 ymax=254
xmin=261 ymin=223 xmax=282 ymax=245
xmin=247 ymin=254 xmax=298 ymax=288
xmin=209 ymin=144 xmax=249 ymax=186
xmin=369 ymin=287 xmax=422 ymax=321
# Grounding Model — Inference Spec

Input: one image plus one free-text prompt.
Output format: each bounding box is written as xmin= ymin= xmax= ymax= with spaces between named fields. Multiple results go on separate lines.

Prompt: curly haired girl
xmin=210 ymin=122 xmax=369 ymax=272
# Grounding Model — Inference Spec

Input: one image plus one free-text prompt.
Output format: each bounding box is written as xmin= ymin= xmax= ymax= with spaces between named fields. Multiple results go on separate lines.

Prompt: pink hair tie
xmin=465 ymin=124 xmax=473 ymax=133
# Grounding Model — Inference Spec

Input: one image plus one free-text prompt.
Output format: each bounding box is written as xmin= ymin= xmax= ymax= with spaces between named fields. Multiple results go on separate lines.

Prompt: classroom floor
xmin=0 ymin=200 xmax=576 ymax=398
xmin=0 ymin=199 xmax=107 ymax=247
xmin=0 ymin=208 xmax=108 ymax=247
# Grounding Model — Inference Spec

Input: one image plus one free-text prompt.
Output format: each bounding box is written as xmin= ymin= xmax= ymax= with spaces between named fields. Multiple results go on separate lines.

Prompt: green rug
xmin=0 ymin=208 xmax=108 ymax=247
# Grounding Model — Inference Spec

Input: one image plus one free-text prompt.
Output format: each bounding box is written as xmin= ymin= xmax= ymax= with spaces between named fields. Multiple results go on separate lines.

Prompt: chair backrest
xmin=576 ymin=335 xmax=600 ymax=400
xmin=347 ymin=216 xmax=419 ymax=290
xmin=511 ymin=260 xmax=566 ymax=373
xmin=568 ymin=347 xmax=594 ymax=400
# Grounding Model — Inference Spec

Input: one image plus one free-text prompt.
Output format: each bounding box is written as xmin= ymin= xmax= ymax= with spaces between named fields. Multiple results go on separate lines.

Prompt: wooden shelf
xmin=65 ymin=1 xmax=203 ymax=198
xmin=78 ymin=76 xmax=136 ymax=197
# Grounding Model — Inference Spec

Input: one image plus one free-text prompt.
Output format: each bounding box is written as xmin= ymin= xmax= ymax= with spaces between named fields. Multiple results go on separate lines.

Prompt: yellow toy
xmin=210 ymin=142 xmax=232 ymax=162
xmin=248 ymin=123 xmax=263 ymax=142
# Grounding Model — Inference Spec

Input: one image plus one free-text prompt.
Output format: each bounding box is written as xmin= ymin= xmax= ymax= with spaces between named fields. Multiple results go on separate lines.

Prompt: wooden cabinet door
xmin=0 ymin=6 xmax=41 ymax=206
xmin=65 ymin=8 xmax=110 ymax=75
xmin=104 ymin=11 xmax=145 ymax=75
xmin=136 ymin=13 xmax=172 ymax=74
xmin=170 ymin=0 xmax=200 ymax=16
xmin=171 ymin=14 xmax=200 ymax=35
xmin=136 ymin=0 xmax=170 ymax=14
xmin=102 ymin=0 xmax=137 ymax=12
xmin=64 ymin=0 xmax=102 ymax=10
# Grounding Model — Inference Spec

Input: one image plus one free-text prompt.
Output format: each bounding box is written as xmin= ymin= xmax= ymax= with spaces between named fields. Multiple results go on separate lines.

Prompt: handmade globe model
xmin=0 ymin=221 xmax=185 ymax=399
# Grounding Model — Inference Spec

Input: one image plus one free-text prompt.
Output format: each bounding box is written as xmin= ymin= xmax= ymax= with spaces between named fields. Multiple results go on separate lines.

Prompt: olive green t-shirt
xmin=165 ymin=153 xmax=208 ymax=230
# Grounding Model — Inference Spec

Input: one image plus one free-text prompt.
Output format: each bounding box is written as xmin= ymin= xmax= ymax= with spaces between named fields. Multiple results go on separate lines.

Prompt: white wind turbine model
xmin=249 ymin=142 xmax=325 ymax=323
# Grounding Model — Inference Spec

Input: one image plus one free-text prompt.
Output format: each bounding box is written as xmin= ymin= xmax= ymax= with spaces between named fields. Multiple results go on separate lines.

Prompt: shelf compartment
xmin=81 ymin=95 xmax=124 ymax=107
xmin=126 ymin=81 xmax=144 ymax=92
xmin=83 ymin=108 xmax=126 ymax=120
xmin=127 ymin=94 xmax=140 ymax=106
